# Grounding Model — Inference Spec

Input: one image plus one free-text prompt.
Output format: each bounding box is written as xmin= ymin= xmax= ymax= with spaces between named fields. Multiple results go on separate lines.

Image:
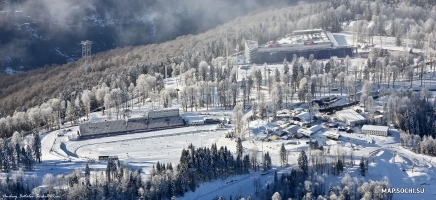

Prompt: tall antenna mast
xmin=81 ymin=40 xmax=93 ymax=73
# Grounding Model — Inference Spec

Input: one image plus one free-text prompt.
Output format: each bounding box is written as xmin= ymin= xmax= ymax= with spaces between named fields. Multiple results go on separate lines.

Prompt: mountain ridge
xmin=0 ymin=0 xmax=295 ymax=72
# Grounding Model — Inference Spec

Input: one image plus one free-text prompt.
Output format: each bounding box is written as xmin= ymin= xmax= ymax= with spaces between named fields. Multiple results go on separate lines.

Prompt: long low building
xmin=148 ymin=108 xmax=179 ymax=119
xmin=335 ymin=109 xmax=366 ymax=126
xmin=78 ymin=116 xmax=186 ymax=140
xmin=302 ymin=125 xmax=323 ymax=137
xmin=361 ymin=125 xmax=389 ymax=137
xmin=245 ymin=29 xmax=353 ymax=64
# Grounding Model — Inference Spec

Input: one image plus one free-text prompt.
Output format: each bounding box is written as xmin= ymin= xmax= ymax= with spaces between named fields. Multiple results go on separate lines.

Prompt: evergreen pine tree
xmin=243 ymin=154 xmax=250 ymax=174
xmin=273 ymin=170 xmax=278 ymax=191
xmin=32 ymin=132 xmax=42 ymax=163
xmin=85 ymin=163 xmax=91 ymax=186
xmin=279 ymin=143 xmax=287 ymax=167
xmin=360 ymin=157 xmax=366 ymax=176
xmin=336 ymin=159 xmax=344 ymax=174
xmin=25 ymin=145 xmax=33 ymax=171
xmin=298 ymin=149 xmax=308 ymax=174
xmin=236 ymin=138 xmax=243 ymax=158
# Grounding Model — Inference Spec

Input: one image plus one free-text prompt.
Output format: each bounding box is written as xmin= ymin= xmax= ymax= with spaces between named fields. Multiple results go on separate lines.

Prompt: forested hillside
xmin=2 ymin=0 xmax=436 ymax=136
xmin=0 ymin=0 xmax=295 ymax=71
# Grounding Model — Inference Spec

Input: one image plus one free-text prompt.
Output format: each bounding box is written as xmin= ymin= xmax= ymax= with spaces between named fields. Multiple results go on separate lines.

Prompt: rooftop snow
xmin=335 ymin=109 xmax=366 ymax=122
xmin=361 ymin=125 xmax=389 ymax=132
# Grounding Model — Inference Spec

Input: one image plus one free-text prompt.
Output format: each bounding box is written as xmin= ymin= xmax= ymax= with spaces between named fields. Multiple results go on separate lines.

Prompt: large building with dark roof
xmin=245 ymin=29 xmax=353 ymax=64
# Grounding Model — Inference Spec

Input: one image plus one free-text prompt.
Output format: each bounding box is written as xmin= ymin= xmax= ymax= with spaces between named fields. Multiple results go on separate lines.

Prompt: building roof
xmin=296 ymin=112 xmax=310 ymax=121
xmin=361 ymin=125 xmax=389 ymax=132
xmin=245 ymin=40 xmax=258 ymax=49
xmin=335 ymin=109 xmax=366 ymax=122
xmin=286 ymin=125 xmax=300 ymax=133
xmin=308 ymin=125 xmax=322 ymax=132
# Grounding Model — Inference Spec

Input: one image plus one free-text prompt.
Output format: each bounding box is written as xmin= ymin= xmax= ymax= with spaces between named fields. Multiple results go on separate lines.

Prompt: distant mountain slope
xmin=0 ymin=1 xmax=325 ymax=116
xmin=0 ymin=0 xmax=294 ymax=72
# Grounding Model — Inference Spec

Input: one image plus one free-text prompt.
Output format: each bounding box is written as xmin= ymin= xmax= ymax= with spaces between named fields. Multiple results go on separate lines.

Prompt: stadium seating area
xmin=79 ymin=116 xmax=185 ymax=140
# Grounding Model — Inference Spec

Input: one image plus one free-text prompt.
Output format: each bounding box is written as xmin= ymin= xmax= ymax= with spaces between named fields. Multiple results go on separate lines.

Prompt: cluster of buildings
xmin=269 ymin=105 xmax=390 ymax=142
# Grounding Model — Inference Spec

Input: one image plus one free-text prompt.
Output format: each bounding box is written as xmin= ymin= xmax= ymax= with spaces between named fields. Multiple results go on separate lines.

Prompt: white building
xmin=335 ymin=109 xmax=366 ymax=126
xmin=148 ymin=108 xmax=179 ymax=119
xmin=302 ymin=125 xmax=323 ymax=137
xmin=361 ymin=125 xmax=389 ymax=137
xmin=245 ymin=40 xmax=258 ymax=64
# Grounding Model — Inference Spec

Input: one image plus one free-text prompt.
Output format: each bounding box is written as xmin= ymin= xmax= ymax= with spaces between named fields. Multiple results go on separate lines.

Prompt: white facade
xmin=361 ymin=125 xmax=389 ymax=137
xmin=148 ymin=108 xmax=179 ymax=119
xmin=245 ymin=40 xmax=258 ymax=64
xmin=335 ymin=109 xmax=366 ymax=126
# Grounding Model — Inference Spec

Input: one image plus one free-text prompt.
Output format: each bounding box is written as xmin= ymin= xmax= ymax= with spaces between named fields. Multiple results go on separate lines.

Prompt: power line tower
xmin=81 ymin=40 xmax=93 ymax=73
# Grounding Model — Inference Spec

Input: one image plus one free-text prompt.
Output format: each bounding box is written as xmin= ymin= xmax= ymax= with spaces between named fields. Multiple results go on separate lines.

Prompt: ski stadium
xmin=77 ymin=108 xmax=186 ymax=140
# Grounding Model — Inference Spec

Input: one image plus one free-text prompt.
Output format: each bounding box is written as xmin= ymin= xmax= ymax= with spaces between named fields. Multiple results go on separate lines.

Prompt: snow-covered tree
xmin=232 ymin=103 xmax=244 ymax=139
xmin=271 ymin=192 xmax=282 ymax=200
xmin=81 ymin=90 xmax=93 ymax=120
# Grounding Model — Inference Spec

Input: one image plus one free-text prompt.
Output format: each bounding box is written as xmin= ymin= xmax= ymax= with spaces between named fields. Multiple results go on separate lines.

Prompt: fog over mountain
xmin=0 ymin=0 xmax=294 ymax=71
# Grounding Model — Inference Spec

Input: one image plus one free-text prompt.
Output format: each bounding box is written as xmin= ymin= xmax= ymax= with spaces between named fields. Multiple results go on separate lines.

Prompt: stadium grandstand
xmin=77 ymin=108 xmax=185 ymax=140
xmin=245 ymin=29 xmax=353 ymax=64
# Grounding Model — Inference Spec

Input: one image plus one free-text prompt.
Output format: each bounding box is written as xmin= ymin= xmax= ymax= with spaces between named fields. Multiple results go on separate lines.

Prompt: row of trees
xmin=0 ymin=141 xmax=389 ymax=200
xmin=0 ymin=140 xmax=276 ymax=199
xmin=255 ymin=171 xmax=391 ymax=200
xmin=0 ymin=0 xmax=395 ymax=111
xmin=0 ymin=131 xmax=41 ymax=173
